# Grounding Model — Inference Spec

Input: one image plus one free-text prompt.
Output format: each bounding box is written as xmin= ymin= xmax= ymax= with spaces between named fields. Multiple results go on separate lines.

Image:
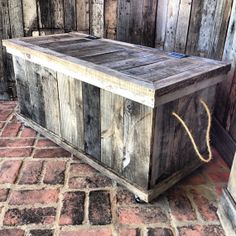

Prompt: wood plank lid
xmin=3 ymin=32 xmax=231 ymax=107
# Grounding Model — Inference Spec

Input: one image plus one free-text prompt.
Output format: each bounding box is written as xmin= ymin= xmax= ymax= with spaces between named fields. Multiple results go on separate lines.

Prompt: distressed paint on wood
xmin=228 ymin=153 xmax=236 ymax=200
xmin=83 ymin=83 xmax=101 ymax=160
xmin=101 ymin=90 xmax=124 ymax=171
xmin=122 ymin=99 xmax=153 ymax=189
xmin=58 ymin=73 xmax=84 ymax=150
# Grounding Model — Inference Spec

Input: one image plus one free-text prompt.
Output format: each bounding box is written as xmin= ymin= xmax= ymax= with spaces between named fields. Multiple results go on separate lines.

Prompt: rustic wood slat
xmin=83 ymin=83 xmax=101 ymax=160
xmin=58 ymin=73 xmax=84 ymax=150
xmin=104 ymin=0 xmax=117 ymax=39
xmin=40 ymin=68 xmax=61 ymax=135
xmin=90 ymin=0 xmax=104 ymax=37
xmin=76 ymin=0 xmax=90 ymax=33
xmin=164 ymin=0 xmax=181 ymax=51
xmin=22 ymin=0 xmax=38 ymax=36
xmin=174 ymin=0 xmax=192 ymax=53
xmin=228 ymin=153 xmax=236 ymax=200
xmin=64 ymin=0 xmax=77 ymax=32
xmin=101 ymin=90 xmax=124 ymax=171
xmin=122 ymin=99 xmax=153 ymax=189
xmin=155 ymin=0 xmax=168 ymax=49
xmin=12 ymin=56 xmax=32 ymax=117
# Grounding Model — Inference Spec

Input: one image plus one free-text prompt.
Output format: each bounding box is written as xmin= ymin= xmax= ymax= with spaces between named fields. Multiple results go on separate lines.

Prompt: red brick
xmin=59 ymin=191 xmax=85 ymax=225
xmin=29 ymin=229 xmax=53 ymax=236
xmin=117 ymin=187 xmax=136 ymax=205
xmin=0 ymin=110 xmax=12 ymax=121
xmin=0 ymin=148 xmax=32 ymax=157
xmin=178 ymin=225 xmax=203 ymax=236
xmin=1 ymin=122 xmax=21 ymax=137
xmin=167 ymin=187 xmax=196 ymax=221
xmin=68 ymin=175 xmax=112 ymax=189
xmin=118 ymin=206 xmax=168 ymax=225
xmin=0 ymin=122 xmax=5 ymax=129
xmin=20 ymin=127 xmax=37 ymax=137
xmin=0 ymin=189 xmax=9 ymax=202
xmin=180 ymin=168 xmax=207 ymax=186
xmin=36 ymin=139 xmax=59 ymax=147
xmin=70 ymin=163 xmax=98 ymax=176
xmin=9 ymin=189 xmax=59 ymax=205
xmin=190 ymin=188 xmax=218 ymax=221
xmin=4 ymin=207 xmax=56 ymax=225
xmin=0 ymin=101 xmax=17 ymax=110
xmin=43 ymin=160 xmax=66 ymax=185
xmin=0 ymin=160 xmax=22 ymax=184
xmin=34 ymin=148 xmax=71 ymax=158
xmin=147 ymin=228 xmax=174 ymax=236
xmin=18 ymin=161 xmax=43 ymax=184
xmin=89 ymin=191 xmax=112 ymax=225
xmin=203 ymin=225 xmax=225 ymax=236
xmin=60 ymin=228 xmax=112 ymax=236
xmin=0 ymin=229 xmax=25 ymax=236
xmin=119 ymin=228 xmax=141 ymax=236
xmin=0 ymin=138 xmax=35 ymax=147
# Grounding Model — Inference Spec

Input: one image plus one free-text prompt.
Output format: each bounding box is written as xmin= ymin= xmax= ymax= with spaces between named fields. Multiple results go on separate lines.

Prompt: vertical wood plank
xmin=22 ymin=0 xmax=38 ymax=36
xmin=104 ymin=0 xmax=117 ymax=39
xmin=122 ymin=100 xmax=153 ymax=189
xmin=51 ymin=0 xmax=64 ymax=30
xmin=164 ymin=0 xmax=181 ymax=51
xmin=12 ymin=57 xmax=31 ymax=117
xmin=40 ymin=69 xmax=61 ymax=135
xmin=214 ymin=0 xmax=236 ymax=129
xmin=174 ymin=0 xmax=192 ymax=53
xmin=101 ymin=90 xmax=124 ymax=171
xmin=76 ymin=0 xmax=90 ymax=34
xmin=58 ymin=74 xmax=84 ymax=150
xmin=24 ymin=61 xmax=46 ymax=126
xmin=90 ymin=0 xmax=104 ymax=37
xmin=117 ymin=0 xmax=157 ymax=47
xmin=83 ymin=83 xmax=101 ymax=160
xmin=155 ymin=0 xmax=168 ymax=49
xmin=64 ymin=0 xmax=77 ymax=32
xmin=8 ymin=0 xmax=24 ymax=37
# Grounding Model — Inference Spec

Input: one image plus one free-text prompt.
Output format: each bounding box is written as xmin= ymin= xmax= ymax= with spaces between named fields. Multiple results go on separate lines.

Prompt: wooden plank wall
xmin=0 ymin=0 xmax=236 ymax=145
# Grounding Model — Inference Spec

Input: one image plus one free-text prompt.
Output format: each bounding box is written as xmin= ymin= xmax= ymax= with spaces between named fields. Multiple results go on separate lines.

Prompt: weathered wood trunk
xmin=217 ymin=152 xmax=236 ymax=235
xmin=3 ymin=33 xmax=231 ymax=202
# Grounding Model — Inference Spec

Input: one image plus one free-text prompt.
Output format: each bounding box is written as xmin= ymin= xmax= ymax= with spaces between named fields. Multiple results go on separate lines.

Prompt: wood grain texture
xmin=101 ymin=90 xmax=124 ymax=171
xmin=58 ymin=73 xmax=84 ymax=150
xmin=151 ymin=86 xmax=216 ymax=187
xmin=90 ymin=0 xmax=104 ymax=37
xmin=76 ymin=0 xmax=90 ymax=33
xmin=64 ymin=0 xmax=76 ymax=32
xmin=104 ymin=0 xmax=117 ymax=39
xmin=83 ymin=83 xmax=101 ymax=160
xmin=122 ymin=99 xmax=153 ymax=189
xmin=164 ymin=0 xmax=181 ymax=51
xmin=117 ymin=0 xmax=157 ymax=47
xmin=155 ymin=0 xmax=168 ymax=49
xmin=22 ymin=0 xmax=38 ymax=36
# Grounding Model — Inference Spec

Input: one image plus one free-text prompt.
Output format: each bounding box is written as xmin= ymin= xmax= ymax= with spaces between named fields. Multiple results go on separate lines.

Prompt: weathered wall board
xmin=3 ymin=33 xmax=230 ymax=201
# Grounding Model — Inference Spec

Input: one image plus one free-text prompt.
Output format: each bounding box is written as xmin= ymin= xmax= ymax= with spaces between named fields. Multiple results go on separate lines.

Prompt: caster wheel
xmin=134 ymin=195 xmax=145 ymax=204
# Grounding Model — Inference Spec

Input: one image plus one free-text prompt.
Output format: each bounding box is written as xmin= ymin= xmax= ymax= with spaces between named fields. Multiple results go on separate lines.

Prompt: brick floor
xmin=0 ymin=101 xmax=230 ymax=235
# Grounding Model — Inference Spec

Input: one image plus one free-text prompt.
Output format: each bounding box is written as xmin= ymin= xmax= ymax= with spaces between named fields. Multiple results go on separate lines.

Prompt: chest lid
xmin=3 ymin=32 xmax=231 ymax=107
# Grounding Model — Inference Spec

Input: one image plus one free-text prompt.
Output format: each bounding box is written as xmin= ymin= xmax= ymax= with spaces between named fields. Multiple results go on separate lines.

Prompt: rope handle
xmin=172 ymin=99 xmax=212 ymax=163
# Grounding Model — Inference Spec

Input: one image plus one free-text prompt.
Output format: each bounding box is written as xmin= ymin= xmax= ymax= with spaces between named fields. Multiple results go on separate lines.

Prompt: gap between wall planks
xmin=0 ymin=0 xmax=236 ymax=143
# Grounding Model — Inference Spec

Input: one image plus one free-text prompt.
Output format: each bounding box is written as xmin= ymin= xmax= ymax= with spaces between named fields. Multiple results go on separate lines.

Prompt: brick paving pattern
xmin=0 ymin=101 xmax=230 ymax=235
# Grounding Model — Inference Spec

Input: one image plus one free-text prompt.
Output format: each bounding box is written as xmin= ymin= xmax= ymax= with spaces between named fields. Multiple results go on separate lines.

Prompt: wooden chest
xmin=3 ymin=33 xmax=231 ymax=202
